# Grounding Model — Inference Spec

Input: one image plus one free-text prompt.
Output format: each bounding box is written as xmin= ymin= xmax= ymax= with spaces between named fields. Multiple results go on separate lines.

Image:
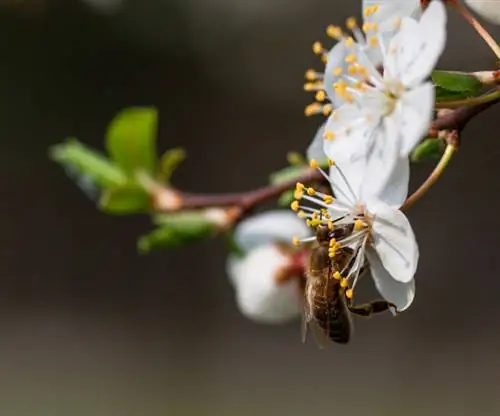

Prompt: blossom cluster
xmin=229 ymin=0 xmax=450 ymax=323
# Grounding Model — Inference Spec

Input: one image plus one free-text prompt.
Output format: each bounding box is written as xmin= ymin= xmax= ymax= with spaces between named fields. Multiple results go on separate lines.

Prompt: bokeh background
xmin=1 ymin=0 xmax=500 ymax=415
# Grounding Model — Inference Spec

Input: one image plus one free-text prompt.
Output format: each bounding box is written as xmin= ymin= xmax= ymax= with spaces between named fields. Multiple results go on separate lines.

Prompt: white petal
xmin=328 ymin=158 xmax=365 ymax=206
xmin=465 ymin=0 xmax=500 ymax=25
xmin=323 ymin=41 xmax=350 ymax=107
xmin=306 ymin=123 xmax=327 ymax=163
xmin=385 ymin=0 xmax=447 ymax=88
xmin=358 ymin=111 xmax=401 ymax=202
xmin=366 ymin=248 xmax=416 ymax=311
xmin=366 ymin=199 xmax=419 ymax=283
xmin=371 ymin=157 xmax=410 ymax=209
xmin=397 ymin=82 xmax=435 ymax=156
xmin=234 ymin=211 xmax=311 ymax=252
xmin=229 ymin=244 xmax=302 ymax=324
xmin=363 ymin=0 xmax=422 ymax=33
xmin=323 ymin=102 xmax=376 ymax=164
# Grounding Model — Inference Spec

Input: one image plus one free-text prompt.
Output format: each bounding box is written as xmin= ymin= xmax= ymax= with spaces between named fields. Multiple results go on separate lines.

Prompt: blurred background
xmin=1 ymin=0 xmax=500 ymax=415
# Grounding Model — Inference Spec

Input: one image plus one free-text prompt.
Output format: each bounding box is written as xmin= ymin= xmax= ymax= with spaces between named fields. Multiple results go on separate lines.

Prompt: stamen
xmin=333 ymin=271 xmax=342 ymax=280
xmin=326 ymin=25 xmax=343 ymax=40
xmin=309 ymin=159 xmax=319 ymax=170
xmin=290 ymin=200 xmax=299 ymax=212
xmin=345 ymin=289 xmax=354 ymax=299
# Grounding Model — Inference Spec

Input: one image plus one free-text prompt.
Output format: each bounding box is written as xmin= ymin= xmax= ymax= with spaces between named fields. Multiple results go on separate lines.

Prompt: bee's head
xmin=315 ymin=224 xmax=330 ymax=243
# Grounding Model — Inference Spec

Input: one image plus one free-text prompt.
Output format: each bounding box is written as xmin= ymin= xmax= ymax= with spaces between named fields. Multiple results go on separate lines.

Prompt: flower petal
xmin=234 ymin=210 xmax=311 ymax=252
xmin=358 ymin=110 xmax=401 ymax=202
xmin=371 ymin=156 xmax=409 ymax=209
xmin=367 ymin=199 xmax=419 ymax=283
xmin=385 ymin=0 xmax=447 ymax=88
xmin=228 ymin=244 xmax=302 ymax=324
xmin=323 ymin=102 xmax=376 ymax=164
xmin=397 ymin=82 xmax=435 ymax=156
xmin=323 ymin=41 xmax=350 ymax=107
xmin=306 ymin=123 xmax=327 ymax=162
xmin=464 ymin=0 xmax=500 ymax=25
xmin=366 ymin=248 xmax=416 ymax=311
xmin=363 ymin=0 xmax=422 ymax=33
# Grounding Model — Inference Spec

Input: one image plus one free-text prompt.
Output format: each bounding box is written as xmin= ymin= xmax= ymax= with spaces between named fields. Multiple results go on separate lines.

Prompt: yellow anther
xmin=345 ymin=37 xmax=354 ymax=47
xmin=329 ymin=238 xmax=337 ymax=247
xmin=323 ymin=195 xmax=334 ymax=204
xmin=292 ymin=237 xmax=300 ymax=247
xmin=303 ymin=83 xmax=315 ymax=92
xmin=323 ymin=130 xmax=335 ymax=141
xmin=345 ymin=54 xmax=357 ymax=64
xmin=333 ymin=67 xmax=343 ymax=76
xmin=327 ymin=221 xmax=334 ymax=230
xmin=296 ymin=182 xmax=305 ymax=192
xmin=312 ymin=41 xmax=323 ymax=55
xmin=340 ymin=278 xmax=349 ymax=288
xmin=346 ymin=17 xmax=357 ymax=30
xmin=307 ymin=187 xmax=317 ymax=196
xmin=328 ymin=159 xmax=335 ymax=167
xmin=297 ymin=210 xmax=307 ymax=218
xmin=309 ymin=159 xmax=319 ymax=169
xmin=305 ymin=69 xmax=318 ymax=81
xmin=368 ymin=36 xmax=378 ymax=48
xmin=326 ymin=25 xmax=343 ymax=40
xmin=304 ymin=102 xmax=321 ymax=116
xmin=345 ymin=289 xmax=354 ymax=299
xmin=310 ymin=219 xmax=321 ymax=227
xmin=347 ymin=65 xmax=358 ymax=75
xmin=362 ymin=22 xmax=377 ymax=33
xmin=354 ymin=219 xmax=367 ymax=231
xmin=333 ymin=271 xmax=342 ymax=280
xmin=315 ymin=90 xmax=326 ymax=102
xmin=294 ymin=190 xmax=304 ymax=200
xmin=322 ymin=104 xmax=333 ymax=116
xmin=321 ymin=54 xmax=328 ymax=64
xmin=354 ymin=81 xmax=367 ymax=91
xmin=290 ymin=200 xmax=300 ymax=212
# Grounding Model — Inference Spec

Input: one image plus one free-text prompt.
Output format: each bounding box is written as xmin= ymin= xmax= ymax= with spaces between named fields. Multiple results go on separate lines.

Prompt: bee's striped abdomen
xmin=312 ymin=279 xmax=351 ymax=344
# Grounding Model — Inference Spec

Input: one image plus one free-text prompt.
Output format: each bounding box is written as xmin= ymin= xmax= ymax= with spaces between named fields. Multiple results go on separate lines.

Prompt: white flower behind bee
xmin=464 ymin=0 xmax=500 ymax=25
xmin=227 ymin=211 xmax=311 ymax=324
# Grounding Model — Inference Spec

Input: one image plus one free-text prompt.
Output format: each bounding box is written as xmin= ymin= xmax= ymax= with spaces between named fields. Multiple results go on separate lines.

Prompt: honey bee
xmin=302 ymin=223 xmax=396 ymax=347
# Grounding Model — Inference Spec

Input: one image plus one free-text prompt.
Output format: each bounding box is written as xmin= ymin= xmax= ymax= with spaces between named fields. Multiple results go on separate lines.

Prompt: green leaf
xmin=411 ymin=138 xmax=445 ymax=163
xmin=277 ymin=189 xmax=296 ymax=207
xmin=99 ymin=183 xmax=151 ymax=215
xmin=49 ymin=138 xmax=128 ymax=188
xmin=269 ymin=165 xmax=308 ymax=185
xmin=432 ymin=70 xmax=483 ymax=93
xmin=158 ymin=147 xmax=186 ymax=182
xmin=105 ymin=107 xmax=158 ymax=175
xmin=138 ymin=211 xmax=216 ymax=253
xmin=435 ymin=86 xmax=473 ymax=102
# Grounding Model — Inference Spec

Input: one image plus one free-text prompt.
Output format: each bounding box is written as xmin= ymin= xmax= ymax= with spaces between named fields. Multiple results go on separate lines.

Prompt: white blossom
xmin=464 ymin=0 xmax=500 ymax=24
xmin=321 ymin=0 xmax=446 ymax=196
xmin=292 ymin=160 xmax=417 ymax=312
xmin=304 ymin=0 xmax=423 ymax=113
xmin=227 ymin=211 xmax=311 ymax=323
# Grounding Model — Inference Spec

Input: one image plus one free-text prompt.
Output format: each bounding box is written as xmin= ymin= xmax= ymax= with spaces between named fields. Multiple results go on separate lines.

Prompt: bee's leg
xmin=347 ymin=299 xmax=398 ymax=317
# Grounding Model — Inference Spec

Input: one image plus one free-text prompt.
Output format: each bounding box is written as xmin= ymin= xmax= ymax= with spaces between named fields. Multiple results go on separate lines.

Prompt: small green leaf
xmin=432 ymin=70 xmax=483 ymax=93
xmin=106 ymin=107 xmax=158 ymax=175
xmin=435 ymin=86 xmax=472 ymax=102
xmin=277 ymin=189 xmax=296 ymax=207
xmin=138 ymin=211 xmax=216 ymax=253
xmin=269 ymin=165 xmax=308 ymax=185
xmin=411 ymin=138 xmax=445 ymax=163
xmin=99 ymin=183 xmax=151 ymax=215
xmin=49 ymin=138 xmax=128 ymax=188
xmin=158 ymin=147 xmax=186 ymax=182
